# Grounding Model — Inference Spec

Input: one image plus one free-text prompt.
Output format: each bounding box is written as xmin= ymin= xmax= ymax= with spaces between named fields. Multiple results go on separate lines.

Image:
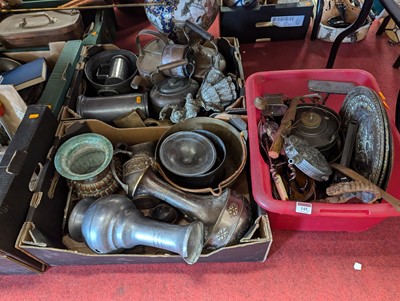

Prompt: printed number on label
xmin=271 ymin=16 xmax=305 ymax=27
xmin=296 ymin=202 xmax=312 ymax=215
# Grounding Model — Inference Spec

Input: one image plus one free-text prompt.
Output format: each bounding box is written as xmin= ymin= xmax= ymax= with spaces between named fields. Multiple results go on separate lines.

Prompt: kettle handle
xmin=150 ymin=59 xmax=194 ymax=87
xmin=156 ymin=59 xmax=189 ymax=72
xmin=136 ymin=29 xmax=171 ymax=56
xmin=183 ymin=20 xmax=219 ymax=66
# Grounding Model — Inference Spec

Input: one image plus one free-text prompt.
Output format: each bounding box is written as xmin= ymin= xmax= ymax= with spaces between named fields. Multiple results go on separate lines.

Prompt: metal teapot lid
xmin=159 ymin=77 xmax=190 ymax=94
xmin=291 ymin=104 xmax=340 ymax=151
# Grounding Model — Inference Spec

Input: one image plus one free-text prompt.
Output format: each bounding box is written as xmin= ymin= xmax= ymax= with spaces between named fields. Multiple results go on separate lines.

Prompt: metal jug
xmin=112 ymin=151 xmax=252 ymax=250
xmin=69 ymin=194 xmax=204 ymax=264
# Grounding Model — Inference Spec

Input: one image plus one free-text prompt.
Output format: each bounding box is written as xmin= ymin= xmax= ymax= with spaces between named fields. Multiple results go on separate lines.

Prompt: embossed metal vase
xmin=112 ymin=152 xmax=252 ymax=250
xmin=54 ymin=133 xmax=121 ymax=198
xmin=79 ymin=194 xmax=204 ymax=265
xmin=144 ymin=0 xmax=220 ymax=44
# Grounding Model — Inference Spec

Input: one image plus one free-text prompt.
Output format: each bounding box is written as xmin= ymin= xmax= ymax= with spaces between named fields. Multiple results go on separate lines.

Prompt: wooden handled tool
xmin=268 ymin=97 xmax=300 ymax=159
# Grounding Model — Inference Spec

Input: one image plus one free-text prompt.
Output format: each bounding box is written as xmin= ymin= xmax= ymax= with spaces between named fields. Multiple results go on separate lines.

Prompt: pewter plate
xmin=339 ymin=86 xmax=390 ymax=187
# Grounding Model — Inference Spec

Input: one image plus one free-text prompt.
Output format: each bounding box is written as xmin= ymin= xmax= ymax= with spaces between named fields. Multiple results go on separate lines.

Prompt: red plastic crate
xmin=246 ymin=69 xmax=400 ymax=231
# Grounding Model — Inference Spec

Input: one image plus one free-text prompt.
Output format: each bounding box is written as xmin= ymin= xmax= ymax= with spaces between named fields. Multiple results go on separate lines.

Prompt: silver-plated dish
xmin=161 ymin=129 xmax=227 ymax=189
xmin=339 ymin=86 xmax=391 ymax=187
xmin=159 ymin=131 xmax=217 ymax=177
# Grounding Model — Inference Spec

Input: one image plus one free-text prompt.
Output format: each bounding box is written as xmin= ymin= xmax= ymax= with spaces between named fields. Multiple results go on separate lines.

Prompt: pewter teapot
xmin=149 ymin=60 xmax=199 ymax=114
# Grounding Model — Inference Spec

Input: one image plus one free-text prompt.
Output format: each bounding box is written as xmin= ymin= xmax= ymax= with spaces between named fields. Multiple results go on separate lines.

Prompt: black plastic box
xmin=220 ymin=1 xmax=314 ymax=43
xmin=0 ymin=105 xmax=58 ymax=274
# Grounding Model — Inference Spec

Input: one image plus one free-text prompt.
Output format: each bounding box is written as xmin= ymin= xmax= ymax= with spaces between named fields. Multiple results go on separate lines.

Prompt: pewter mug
xmin=84 ymin=49 xmax=137 ymax=96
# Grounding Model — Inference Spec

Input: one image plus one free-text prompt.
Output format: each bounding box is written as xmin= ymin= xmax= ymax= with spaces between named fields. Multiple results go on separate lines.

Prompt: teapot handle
xmin=136 ymin=29 xmax=171 ymax=56
xmin=150 ymin=59 xmax=193 ymax=86
xmin=156 ymin=58 xmax=189 ymax=72
xmin=183 ymin=20 xmax=219 ymax=66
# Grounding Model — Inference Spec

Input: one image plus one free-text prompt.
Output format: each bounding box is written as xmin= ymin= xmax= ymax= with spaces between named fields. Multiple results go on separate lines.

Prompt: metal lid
xmin=159 ymin=77 xmax=190 ymax=94
xmin=339 ymin=86 xmax=390 ymax=187
xmin=291 ymin=104 xmax=340 ymax=151
xmin=0 ymin=10 xmax=82 ymax=40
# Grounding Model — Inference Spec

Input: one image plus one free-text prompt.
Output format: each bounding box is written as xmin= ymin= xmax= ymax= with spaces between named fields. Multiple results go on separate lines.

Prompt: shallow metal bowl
xmin=159 ymin=131 xmax=217 ymax=177
xmin=155 ymin=117 xmax=247 ymax=194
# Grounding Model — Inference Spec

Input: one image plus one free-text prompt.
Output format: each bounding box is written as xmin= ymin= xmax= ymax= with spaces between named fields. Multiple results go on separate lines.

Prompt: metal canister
xmin=105 ymin=55 xmax=131 ymax=85
xmin=76 ymin=92 xmax=149 ymax=124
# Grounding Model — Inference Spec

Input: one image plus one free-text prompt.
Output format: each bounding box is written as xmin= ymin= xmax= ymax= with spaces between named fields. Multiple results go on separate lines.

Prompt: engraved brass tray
xmin=339 ymin=86 xmax=391 ymax=187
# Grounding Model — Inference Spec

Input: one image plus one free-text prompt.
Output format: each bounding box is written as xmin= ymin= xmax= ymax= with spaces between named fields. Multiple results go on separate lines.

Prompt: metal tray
xmin=339 ymin=86 xmax=391 ymax=187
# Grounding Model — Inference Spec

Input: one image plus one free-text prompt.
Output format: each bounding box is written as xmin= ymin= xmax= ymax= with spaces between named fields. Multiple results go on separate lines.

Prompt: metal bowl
xmin=155 ymin=117 xmax=247 ymax=194
xmin=54 ymin=133 xmax=114 ymax=181
xmin=159 ymin=131 xmax=217 ymax=177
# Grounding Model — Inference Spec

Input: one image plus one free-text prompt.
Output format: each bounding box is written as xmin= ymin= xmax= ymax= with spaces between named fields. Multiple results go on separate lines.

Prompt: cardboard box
xmin=0 ymin=40 xmax=82 ymax=114
xmin=37 ymin=40 xmax=83 ymax=116
xmin=220 ymin=1 xmax=314 ymax=43
xmin=0 ymin=105 xmax=58 ymax=274
xmin=82 ymin=9 xmax=117 ymax=46
xmin=15 ymin=119 xmax=272 ymax=269
xmin=61 ymin=37 xmax=246 ymax=122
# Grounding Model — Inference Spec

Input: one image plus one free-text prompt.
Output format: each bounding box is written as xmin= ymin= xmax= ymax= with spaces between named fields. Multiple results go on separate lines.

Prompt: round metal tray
xmin=339 ymin=86 xmax=391 ymax=187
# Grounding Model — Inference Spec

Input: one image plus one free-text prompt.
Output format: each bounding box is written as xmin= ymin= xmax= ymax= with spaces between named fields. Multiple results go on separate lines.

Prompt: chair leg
xmin=310 ymin=0 xmax=324 ymax=41
xmin=376 ymin=15 xmax=391 ymax=36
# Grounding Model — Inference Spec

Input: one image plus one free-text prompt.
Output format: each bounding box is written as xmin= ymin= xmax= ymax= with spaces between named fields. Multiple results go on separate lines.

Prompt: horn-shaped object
xmin=77 ymin=194 xmax=204 ymax=265
xmin=113 ymin=152 xmax=252 ymax=250
xmin=54 ymin=133 xmax=122 ymax=198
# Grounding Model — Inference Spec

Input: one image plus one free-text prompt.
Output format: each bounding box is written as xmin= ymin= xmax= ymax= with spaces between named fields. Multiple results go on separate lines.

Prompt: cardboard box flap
xmin=19 ymin=212 xmax=272 ymax=265
xmin=240 ymin=215 xmax=272 ymax=243
xmin=0 ymin=251 xmax=43 ymax=274
xmin=20 ymin=223 xmax=54 ymax=248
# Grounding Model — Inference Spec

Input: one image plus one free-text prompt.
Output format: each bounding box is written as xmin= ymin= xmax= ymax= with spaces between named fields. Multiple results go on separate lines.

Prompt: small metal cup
xmin=105 ymin=55 xmax=131 ymax=85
